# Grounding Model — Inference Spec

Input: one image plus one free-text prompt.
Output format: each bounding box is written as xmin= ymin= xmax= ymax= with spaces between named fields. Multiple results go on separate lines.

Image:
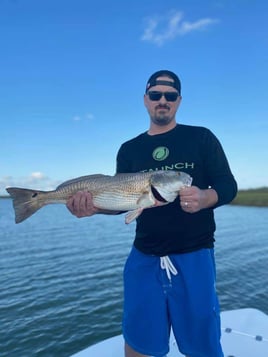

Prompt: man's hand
xmin=66 ymin=191 xmax=98 ymax=218
xmin=179 ymin=186 xmax=218 ymax=213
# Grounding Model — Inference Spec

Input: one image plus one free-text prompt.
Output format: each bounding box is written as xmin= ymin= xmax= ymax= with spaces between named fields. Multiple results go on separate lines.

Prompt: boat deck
xmin=71 ymin=308 xmax=268 ymax=356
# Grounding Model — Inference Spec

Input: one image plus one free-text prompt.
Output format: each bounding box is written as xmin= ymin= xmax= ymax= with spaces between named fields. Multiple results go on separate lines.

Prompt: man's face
xmin=144 ymin=76 xmax=181 ymax=127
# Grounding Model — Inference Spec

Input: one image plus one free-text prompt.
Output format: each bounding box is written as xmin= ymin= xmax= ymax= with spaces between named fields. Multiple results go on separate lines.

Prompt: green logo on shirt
xmin=152 ymin=147 xmax=169 ymax=161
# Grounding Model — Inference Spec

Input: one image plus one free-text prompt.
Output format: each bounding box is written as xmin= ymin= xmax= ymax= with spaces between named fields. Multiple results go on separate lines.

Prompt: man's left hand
xmin=179 ymin=186 xmax=218 ymax=213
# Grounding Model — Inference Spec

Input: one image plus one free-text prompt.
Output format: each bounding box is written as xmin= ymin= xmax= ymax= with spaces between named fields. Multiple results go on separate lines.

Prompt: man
xmin=67 ymin=70 xmax=237 ymax=357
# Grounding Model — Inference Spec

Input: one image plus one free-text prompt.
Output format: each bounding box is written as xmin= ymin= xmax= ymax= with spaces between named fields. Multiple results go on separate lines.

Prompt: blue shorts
xmin=123 ymin=246 xmax=223 ymax=357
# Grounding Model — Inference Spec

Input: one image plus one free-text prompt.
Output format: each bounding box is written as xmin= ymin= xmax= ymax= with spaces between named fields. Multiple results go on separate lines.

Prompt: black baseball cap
xmin=145 ymin=70 xmax=181 ymax=95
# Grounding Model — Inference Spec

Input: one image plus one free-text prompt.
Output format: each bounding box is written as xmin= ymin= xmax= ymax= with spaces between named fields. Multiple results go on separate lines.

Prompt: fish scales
xmin=6 ymin=170 xmax=192 ymax=224
xmin=56 ymin=173 xmax=153 ymax=211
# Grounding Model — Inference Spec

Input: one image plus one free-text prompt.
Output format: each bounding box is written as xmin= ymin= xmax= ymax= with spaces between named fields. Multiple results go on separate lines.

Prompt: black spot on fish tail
xmin=6 ymin=187 xmax=46 ymax=223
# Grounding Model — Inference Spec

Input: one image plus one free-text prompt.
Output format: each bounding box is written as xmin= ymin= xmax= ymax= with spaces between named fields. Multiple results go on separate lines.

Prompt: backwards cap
xmin=145 ymin=70 xmax=181 ymax=95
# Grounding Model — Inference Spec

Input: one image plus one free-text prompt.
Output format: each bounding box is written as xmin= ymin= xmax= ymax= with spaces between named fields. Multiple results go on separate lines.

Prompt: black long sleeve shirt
xmin=116 ymin=124 xmax=237 ymax=255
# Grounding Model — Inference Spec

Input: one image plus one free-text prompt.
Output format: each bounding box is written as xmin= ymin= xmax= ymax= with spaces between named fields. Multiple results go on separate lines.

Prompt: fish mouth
xmin=151 ymin=185 xmax=168 ymax=203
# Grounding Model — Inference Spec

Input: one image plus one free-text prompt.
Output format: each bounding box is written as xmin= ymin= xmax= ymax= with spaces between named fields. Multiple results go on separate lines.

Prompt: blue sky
xmin=1 ymin=0 xmax=267 ymax=196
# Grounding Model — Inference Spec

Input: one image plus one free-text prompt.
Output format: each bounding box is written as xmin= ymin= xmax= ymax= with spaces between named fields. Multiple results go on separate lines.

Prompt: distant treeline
xmin=231 ymin=187 xmax=268 ymax=207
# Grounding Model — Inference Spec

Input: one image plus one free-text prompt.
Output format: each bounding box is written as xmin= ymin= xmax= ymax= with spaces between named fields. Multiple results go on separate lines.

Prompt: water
xmin=0 ymin=199 xmax=267 ymax=357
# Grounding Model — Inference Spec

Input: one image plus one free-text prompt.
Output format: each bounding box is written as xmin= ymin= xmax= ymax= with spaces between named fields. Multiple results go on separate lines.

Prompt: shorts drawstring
xmin=160 ymin=256 xmax=178 ymax=280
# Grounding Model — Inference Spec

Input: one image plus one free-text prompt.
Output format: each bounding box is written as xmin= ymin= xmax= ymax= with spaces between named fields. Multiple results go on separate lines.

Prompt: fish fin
xmin=56 ymin=174 xmax=111 ymax=190
xmin=136 ymin=192 xmax=154 ymax=206
xmin=125 ymin=208 xmax=144 ymax=224
xmin=6 ymin=187 xmax=47 ymax=224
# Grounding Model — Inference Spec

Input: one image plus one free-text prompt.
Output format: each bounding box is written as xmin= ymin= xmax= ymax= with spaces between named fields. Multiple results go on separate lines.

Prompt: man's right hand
xmin=66 ymin=191 xmax=98 ymax=218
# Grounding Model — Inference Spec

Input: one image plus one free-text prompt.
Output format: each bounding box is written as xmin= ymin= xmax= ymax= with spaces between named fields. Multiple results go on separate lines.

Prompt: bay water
xmin=0 ymin=199 xmax=267 ymax=356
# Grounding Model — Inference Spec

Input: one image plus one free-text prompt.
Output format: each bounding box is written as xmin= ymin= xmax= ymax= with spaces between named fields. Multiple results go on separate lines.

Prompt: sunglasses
xmin=147 ymin=91 xmax=180 ymax=102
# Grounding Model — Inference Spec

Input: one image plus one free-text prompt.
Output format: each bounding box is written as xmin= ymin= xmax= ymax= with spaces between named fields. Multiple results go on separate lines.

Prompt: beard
xmin=150 ymin=106 xmax=173 ymax=126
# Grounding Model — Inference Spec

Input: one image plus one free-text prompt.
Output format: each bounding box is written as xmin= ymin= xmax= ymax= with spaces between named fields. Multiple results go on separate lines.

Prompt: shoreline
xmin=230 ymin=187 xmax=268 ymax=207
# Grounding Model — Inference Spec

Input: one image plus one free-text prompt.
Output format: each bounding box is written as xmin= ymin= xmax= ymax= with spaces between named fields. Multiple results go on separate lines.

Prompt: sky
xmin=0 ymin=0 xmax=267 ymax=196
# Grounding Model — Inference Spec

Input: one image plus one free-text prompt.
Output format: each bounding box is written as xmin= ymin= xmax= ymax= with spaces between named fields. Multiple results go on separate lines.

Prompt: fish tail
xmin=6 ymin=187 xmax=47 ymax=224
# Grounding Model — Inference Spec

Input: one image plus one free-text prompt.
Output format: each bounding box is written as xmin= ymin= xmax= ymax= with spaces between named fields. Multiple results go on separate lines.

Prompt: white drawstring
xmin=160 ymin=256 xmax=178 ymax=281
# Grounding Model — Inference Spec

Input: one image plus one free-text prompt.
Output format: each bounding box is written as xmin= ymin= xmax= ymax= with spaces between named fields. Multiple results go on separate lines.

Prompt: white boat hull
xmin=71 ymin=308 xmax=268 ymax=357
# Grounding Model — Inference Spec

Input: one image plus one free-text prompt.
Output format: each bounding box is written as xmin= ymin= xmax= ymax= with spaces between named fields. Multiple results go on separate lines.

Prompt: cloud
xmin=1 ymin=172 xmax=61 ymax=195
xmin=72 ymin=113 xmax=94 ymax=122
xmin=141 ymin=11 xmax=219 ymax=46
xmin=85 ymin=113 xmax=94 ymax=120
xmin=29 ymin=171 xmax=48 ymax=182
